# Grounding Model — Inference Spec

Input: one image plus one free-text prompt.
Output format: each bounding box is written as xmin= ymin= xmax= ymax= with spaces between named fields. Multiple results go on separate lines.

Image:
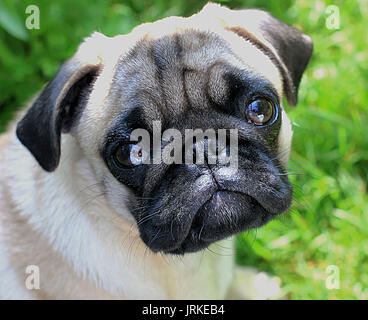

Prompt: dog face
xmin=16 ymin=4 xmax=312 ymax=254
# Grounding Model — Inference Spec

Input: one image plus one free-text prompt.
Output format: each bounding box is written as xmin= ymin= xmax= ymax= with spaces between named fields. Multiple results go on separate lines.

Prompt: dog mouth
xmin=133 ymin=152 xmax=293 ymax=254
xmin=167 ymin=191 xmax=274 ymax=254
xmin=138 ymin=189 xmax=288 ymax=255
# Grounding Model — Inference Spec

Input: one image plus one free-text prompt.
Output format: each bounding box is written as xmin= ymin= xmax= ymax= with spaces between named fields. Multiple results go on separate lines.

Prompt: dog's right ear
xmin=16 ymin=33 xmax=106 ymax=172
xmin=200 ymin=3 xmax=313 ymax=107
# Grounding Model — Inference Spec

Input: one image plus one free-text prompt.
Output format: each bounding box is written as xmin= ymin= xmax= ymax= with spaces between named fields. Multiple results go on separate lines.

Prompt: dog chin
xmin=141 ymin=190 xmax=285 ymax=255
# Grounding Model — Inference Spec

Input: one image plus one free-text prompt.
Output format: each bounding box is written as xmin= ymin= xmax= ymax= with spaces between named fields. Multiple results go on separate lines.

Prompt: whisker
xmin=136 ymin=212 xmax=157 ymax=227
xmin=276 ymin=172 xmax=307 ymax=176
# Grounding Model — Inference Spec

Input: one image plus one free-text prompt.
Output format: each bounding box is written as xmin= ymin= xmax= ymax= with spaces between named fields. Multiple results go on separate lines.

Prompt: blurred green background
xmin=1 ymin=0 xmax=367 ymax=299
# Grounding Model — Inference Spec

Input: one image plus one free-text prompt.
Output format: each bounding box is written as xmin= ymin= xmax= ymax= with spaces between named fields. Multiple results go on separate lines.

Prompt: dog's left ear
xmin=16 ymin=33 xmax=106 ymax=172
xmin=202 ymin=3 xmax=313 ymax=106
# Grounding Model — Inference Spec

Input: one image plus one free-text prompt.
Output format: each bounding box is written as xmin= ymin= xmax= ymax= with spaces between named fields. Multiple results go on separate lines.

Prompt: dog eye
xmin=244 ymin=98 xmax=274 ymax=126
xmin=115 ymin=143 xmax=144 ymax=168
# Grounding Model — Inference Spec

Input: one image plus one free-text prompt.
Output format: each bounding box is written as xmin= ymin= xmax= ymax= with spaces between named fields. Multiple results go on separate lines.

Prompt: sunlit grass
xmin=237 ymin=0 xmax=368 ymax=299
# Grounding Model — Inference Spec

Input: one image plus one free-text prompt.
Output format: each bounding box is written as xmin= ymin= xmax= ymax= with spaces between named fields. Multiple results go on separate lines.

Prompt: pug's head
xmin=16 ymin=4 xmax=313 ymax=254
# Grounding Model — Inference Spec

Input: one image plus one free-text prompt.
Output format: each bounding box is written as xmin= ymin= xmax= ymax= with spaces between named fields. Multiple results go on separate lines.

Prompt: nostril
xmin=183 ymin=136 xmax=204 ymax=164
xmin=183 ymin=135 xmax=229 ymax=165
xmin=193 ymin=137 xmax=216 ymax=165
xmin=193 ymin=138 xmax=197 ymax=164
xmin=181 ymin=141 xmax=198 ymax=164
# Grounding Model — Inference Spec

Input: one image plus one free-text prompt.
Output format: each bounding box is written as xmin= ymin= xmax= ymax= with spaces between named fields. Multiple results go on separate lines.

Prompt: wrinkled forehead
xmin=109 ymin=28 xmax=281 ymax=127
xmin=78 ymin=17 xmax=283 ymax=149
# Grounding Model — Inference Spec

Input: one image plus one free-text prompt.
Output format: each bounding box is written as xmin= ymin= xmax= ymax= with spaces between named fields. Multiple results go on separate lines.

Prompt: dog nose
xmin=184 ymin=136 xmax=219 ymax=165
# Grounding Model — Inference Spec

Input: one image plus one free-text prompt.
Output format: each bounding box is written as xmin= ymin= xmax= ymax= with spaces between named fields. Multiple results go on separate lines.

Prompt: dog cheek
xmin=101 ymin=173 xmax=137 ymax=223
xmin=277 ymin=108 xmax=293 ymax=167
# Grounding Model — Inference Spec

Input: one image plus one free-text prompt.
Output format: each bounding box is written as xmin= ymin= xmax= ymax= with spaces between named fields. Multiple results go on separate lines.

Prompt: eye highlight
xmin=114 ymin=143 xmax=145 ymax=168
xmin=245 ymin=98 xmax=275 ymax=126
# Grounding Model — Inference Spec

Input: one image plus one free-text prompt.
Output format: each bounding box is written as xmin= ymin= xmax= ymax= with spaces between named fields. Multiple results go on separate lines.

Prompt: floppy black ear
xmin=202 ymin=4 xmax=313 ymax=106
xmin=16 ymin=58 xmax=100 ymax=172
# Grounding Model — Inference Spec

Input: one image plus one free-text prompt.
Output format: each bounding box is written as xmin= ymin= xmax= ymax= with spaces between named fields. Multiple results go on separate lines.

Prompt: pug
xmin=0 ymin=3 xmax=312 ymax=299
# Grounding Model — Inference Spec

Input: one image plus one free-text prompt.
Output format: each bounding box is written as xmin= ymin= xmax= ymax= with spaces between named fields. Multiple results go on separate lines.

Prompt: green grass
xmin=1 ymin=0 xmax=367 ymax=299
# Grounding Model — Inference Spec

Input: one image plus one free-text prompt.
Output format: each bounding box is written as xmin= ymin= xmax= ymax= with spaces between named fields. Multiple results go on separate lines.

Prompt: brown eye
xmin=245 ymin=98 xmax=274 ymax=126
xmin=115 ymin=143 xmax=144 ymax=168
